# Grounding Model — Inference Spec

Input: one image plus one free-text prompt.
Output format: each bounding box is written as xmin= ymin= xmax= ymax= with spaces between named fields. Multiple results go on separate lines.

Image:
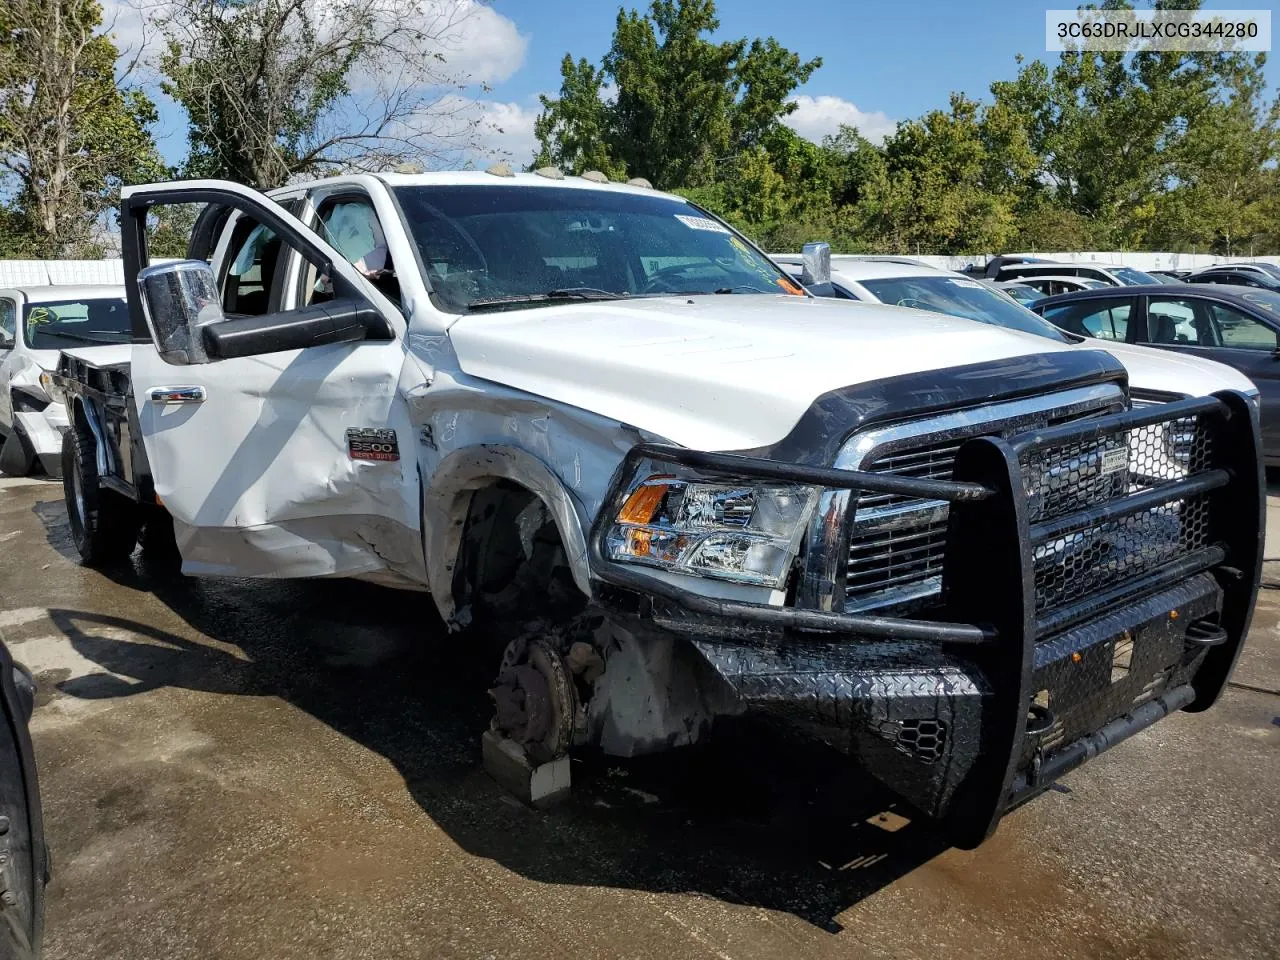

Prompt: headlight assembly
xmin=605 ymin=469 xmax=819 ymax=588
xmin=38 ymin=371 xmax=64 ymax=404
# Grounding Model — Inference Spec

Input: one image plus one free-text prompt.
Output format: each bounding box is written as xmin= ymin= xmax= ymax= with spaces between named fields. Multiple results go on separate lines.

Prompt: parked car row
xmin=773 ymin=254 xmax=1260 ymax=411
xmin=970 ymin=255 xmax=1163 ymax=288
xmin=1031 ymin=284 xmax=1280 ymax=462
xmin=961 ymin=254 xmax=1280 ymax=302
xmin=775 ymin=253 xmax=1280 ymax=463
xmin=5 ymin=250 xmax=1275 ymax=481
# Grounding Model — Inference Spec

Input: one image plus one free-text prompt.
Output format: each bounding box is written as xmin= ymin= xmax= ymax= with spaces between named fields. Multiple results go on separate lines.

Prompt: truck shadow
xmin=43 ymin=570 xmax=950 ymax=932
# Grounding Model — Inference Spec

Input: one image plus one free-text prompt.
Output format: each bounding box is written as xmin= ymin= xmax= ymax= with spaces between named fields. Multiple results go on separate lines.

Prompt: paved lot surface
xmin=1 ymin=476 xmax=1277 ymax=960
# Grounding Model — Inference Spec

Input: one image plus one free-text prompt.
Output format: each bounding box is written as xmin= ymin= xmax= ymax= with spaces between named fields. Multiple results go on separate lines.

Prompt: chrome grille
xmin=852 ymin=440 xmax=961 ymax=511
xmin=836 ymin=384 xmax=1126 ymax=613
xmin=845 ymin=514 xmax=948 ymax=610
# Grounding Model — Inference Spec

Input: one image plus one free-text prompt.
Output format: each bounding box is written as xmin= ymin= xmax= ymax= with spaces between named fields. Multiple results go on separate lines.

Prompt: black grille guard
xmin=589 ymin=392 xmax=1260 ymax=652
xmin=587 ymin=390 xmax=1264 ymax=845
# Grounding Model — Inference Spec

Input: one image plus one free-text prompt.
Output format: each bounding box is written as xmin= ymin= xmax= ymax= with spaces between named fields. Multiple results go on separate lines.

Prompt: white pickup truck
xmin=53 ymin=171 xmax=1264 ymax=847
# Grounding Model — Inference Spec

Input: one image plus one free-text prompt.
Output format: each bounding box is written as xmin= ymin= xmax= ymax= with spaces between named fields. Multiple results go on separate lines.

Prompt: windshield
xmin=1110 ymin=267 xmax=1159 ymax=285
xmin=860 ymin=275 xmax=1073 ymax=342
xmin=1001 ymin=283 xmax=1042 ymax=304
xmin=392 ymin=185 xmax=802 ymax=312
xmin=1237 ymin=289 xmax=1280 ymax=317
xmin=23 ymin=298 xmax=130 ymax=349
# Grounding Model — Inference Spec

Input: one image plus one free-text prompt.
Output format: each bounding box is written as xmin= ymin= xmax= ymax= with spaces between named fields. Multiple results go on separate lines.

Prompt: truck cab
xmin=55 ymin=171 xmax=1264 ymax=847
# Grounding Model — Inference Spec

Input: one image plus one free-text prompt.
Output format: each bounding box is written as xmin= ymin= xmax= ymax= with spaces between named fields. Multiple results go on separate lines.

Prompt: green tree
xmin=0 ymin=0 xmax=163 ymax=256
xmin=535 ymin=0 xmax=819 ymax=189
xmin=986 ymin=0 xmax=1279 ymax=248
xmin=531 ymin=56 xmax=626 ymax=178
xmin=869 ymin=94 xmax=1020 ymax=254
xmin=1147 ymin=50 xmax=1279 ymax=254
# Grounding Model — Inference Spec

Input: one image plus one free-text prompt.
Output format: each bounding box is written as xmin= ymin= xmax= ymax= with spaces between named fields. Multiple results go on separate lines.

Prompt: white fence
xmin=0 ymin=259 xmax=127 ymax=287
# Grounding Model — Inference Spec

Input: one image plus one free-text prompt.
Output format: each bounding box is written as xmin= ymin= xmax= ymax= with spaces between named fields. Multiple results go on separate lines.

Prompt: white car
xmin=50 ymin=174 xmax=1261 ymax=845
xmin=773 ymin=255 xmax=1259 ymax=402
xmin=1001 ymin=275 xmax=1107 ymax=298
xmin=975 ymin=258 xmax=1161 ymax=287
xmin=0 ymin=285 xmax=129 ymax=476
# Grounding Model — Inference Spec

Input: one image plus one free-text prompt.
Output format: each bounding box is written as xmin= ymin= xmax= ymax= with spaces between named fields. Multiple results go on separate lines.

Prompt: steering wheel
xmin=640 ymin=264 xmax=701 ymax=295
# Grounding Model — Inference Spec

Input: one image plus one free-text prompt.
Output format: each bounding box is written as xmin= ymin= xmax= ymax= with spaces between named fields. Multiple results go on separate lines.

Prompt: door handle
xmin=148 ymin=386 xmax=207 ymax=404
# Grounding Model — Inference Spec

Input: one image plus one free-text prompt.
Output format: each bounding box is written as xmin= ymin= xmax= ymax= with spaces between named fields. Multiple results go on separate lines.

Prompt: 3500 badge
xmin=346 ymin=427 xmax=400 ymax=462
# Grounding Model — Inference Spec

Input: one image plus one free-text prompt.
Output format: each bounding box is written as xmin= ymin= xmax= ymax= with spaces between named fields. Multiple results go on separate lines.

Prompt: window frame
xmin=1040 ymin=295 xmax=1137 ymax=343
xmin=1142 ymin=294 xmax=1215 ymax=348
xmin=0 ymin=297 xmax=16 ymax=348
xmin=1140 ymin=293 xmax=1280 ymax=353
xmin=212 ymin=198 xmax=304 ymax=318
xmin=297 ymin=190 xmax=397 ymax=310
xmin=1204 ymin=299 xmax=1279 ymax=352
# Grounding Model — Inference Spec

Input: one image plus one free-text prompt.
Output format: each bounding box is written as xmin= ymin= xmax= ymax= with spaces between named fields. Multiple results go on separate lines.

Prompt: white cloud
xmin=99 ymin=0 xmax=527 ymax=87
xmin=783 ymin=95 xmax=897 ymax=145
xmin=99 ymin=0 xmax=155 ymax=64
xmin=461 ymin=97 xmax=541 ymax=166
xmin=471 ymin=98 xmax=540 ymax=163
xmin=440 ymin=0 xmax=528 ymax=85
xmin=426 ymin=94 xmax=541 ymax=167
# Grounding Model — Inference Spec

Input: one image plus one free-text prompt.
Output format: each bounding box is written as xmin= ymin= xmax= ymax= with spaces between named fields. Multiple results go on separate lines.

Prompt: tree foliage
xmin=535 ymin=0 xmax=819 ymax=188
xmin=0 ymin=0 xmax=164 ymax=256
xmin=537 ymin=0 xmax=1280 ymax=256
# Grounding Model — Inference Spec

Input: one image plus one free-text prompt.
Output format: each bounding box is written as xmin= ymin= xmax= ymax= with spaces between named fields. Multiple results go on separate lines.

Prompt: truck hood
xmin=448 ymin=295 xmax=1084 ymax=450
xmin=1096 ymin=339 xmax=1257 ymax=397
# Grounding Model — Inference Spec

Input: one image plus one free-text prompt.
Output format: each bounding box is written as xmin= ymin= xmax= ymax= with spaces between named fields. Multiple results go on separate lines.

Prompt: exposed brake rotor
xmin=488 ymin=634 xmax=576 ymax=764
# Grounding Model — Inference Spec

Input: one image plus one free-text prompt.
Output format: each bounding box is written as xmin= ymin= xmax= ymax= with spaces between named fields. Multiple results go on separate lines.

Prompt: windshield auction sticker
xmin=675 ymin=214 xmax=730 ymax=234
xmin=1046 ymin=9 xmax=1270 ymax=52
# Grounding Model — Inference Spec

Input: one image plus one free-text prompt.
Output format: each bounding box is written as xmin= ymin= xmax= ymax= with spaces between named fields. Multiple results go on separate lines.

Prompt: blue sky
xmin=118 ymin=0 xmax=1279 ymax=169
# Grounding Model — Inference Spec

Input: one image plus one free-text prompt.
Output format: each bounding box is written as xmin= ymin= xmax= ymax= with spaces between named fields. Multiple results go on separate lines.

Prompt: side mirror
xmin=137 ymin=259 xmax=225 ymax=365
xmin=801 ymin=242 xmax=831 ymax=286
xmin=0 ymin=332 xmax=13 ymax=350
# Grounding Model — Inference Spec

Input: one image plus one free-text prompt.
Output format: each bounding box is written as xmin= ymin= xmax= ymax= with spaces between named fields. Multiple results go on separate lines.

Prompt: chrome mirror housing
xmin=801 ymin=242 xmax=831 ymax=286
xmin=137 ymin=260 xmax=224 ymax=365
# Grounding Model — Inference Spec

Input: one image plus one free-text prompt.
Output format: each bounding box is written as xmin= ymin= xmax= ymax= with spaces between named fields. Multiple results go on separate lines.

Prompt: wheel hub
xmin=488 ymin=634 xmax=576 ymax=763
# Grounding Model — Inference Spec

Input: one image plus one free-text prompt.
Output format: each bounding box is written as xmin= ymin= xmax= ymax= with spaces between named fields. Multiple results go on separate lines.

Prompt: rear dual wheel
xmin=62 ymin=425 xmax=139 ymax=566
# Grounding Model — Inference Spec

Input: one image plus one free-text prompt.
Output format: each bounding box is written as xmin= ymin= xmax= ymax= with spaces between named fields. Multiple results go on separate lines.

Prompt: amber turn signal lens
xmin=618 ymin=482 xmax=670 ymax=524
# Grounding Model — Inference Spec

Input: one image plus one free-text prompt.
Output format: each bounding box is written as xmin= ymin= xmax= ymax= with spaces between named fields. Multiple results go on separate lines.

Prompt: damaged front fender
xmin=421 ymin=444 xmax=594 ymax=622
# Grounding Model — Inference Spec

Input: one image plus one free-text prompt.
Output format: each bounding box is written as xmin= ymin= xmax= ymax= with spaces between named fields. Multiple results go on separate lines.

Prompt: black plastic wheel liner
xmin=0 ymin=640 xmax=46 ymax=960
